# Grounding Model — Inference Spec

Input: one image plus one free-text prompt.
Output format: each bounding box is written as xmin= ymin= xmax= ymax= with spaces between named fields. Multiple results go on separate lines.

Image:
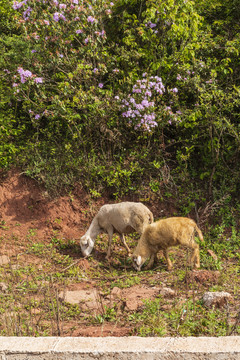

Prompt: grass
xmin=0 ymin=226 xmax=239 ymax=336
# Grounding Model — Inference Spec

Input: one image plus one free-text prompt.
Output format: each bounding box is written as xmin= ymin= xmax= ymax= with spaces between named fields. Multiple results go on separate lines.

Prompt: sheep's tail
xmin=195 ymin=225 xmax=204 ymax=242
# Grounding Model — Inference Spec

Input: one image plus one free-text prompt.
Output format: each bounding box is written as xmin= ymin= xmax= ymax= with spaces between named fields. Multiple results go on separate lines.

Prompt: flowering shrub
xmin=7 ymin=0 xmax=201 ymax=137
xmin=7 ymin=0 xmax=117 ymax=131
xmin=0 ymin=0 xmax=239 ymax=199
xmin=120 ymin=74 xmax=181 ymax=131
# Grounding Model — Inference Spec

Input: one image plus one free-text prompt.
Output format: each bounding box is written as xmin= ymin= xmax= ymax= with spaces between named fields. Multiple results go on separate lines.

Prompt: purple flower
xmin=60 ymin=13 xmax=66 ymax=21
xmin=135 ymin=104 xmax=144 ymax=110
xmin=31 ymin=49 xmax=36 ymax=53
xmin=53 ymin=0 xmax=58 ymax=5
xmin=93 ymin=68 xmax=98 ymax=73
xmin=53 ymin=12 xmax=65 ymax=21
xmin=59 ymin=3 xmax=66 ymax=9
xmin=23 ymin=7 xmax=32 ymax=20
xmin=34 ymin=77 xmax=43 ymax=84
xmin=53 ymin=12 xmax=60 ymax=21
xmin=44 ymin=20 xmax=50 ymax=25
xmin=113 ymin=68 xmax=119 ymax=73
xmin=141 ymin=99 xmax=151 ymax=107
xmin=76 ymin=29 xmax=83 ymax=34
xmin=177 ymin=74 xmax=182 ymax=80
xmin=132 ymin=88 xmax=141 ymax=94
xmin=98 ymin=83 xmax=103 ymax=88
xmin=84 ymin=38 xmax=89 ymax=44
xmin=18 ymin=67 xmax=32 ymax=83
xmin=12 ymin=1 xmax=24 ymax=10
xmin=145 ymin=21 xmax=157 ymax=28
xmin=145 ymin=90 xmax=152 ymax=97
xmin=73 ymin=0 xmax=78 ymax=3
xmin=87 ymin=16 xmax=96 ymax=23
xmin=12 ymin=83 xmax=18 ymax=87
xmin=35 ymin=114 xmax=40 ymax=120
xmin=149 ymin=22 xmax=156 ymax=28
xmin=155 ymin=88 xmax=163 ymax=95
xmin=24 ymin=70 xmax=32 ymax=77
xmin=172 ymin=87 xmax=178 ymax=93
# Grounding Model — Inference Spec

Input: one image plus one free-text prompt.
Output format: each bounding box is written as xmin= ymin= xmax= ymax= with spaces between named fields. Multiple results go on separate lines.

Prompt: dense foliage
xmin=0 ymin=0 xmax=239 ymax=214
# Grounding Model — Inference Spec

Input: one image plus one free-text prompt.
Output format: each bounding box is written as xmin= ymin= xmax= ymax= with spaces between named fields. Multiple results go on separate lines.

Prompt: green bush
xmin=0 ymin=0 xmax=239 ymax=214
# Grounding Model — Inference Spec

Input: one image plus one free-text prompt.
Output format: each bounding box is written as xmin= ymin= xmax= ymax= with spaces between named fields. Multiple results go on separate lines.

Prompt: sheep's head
xmin=132 ymin=253 xmax=149 ymax=271
xmin=132 ymin=255 xmax=144 ymax=271
xmin=80 ymin=235 xmax=94 ymax=257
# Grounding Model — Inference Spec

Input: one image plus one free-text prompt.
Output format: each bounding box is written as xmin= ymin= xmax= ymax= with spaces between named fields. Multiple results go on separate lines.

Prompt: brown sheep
xmin=132 ymin=217 xmax=204 ymax=271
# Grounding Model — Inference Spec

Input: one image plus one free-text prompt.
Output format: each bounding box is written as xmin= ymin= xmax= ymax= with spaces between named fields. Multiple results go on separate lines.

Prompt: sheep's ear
xmin=136 ymin=255 xmax=142 ymax=266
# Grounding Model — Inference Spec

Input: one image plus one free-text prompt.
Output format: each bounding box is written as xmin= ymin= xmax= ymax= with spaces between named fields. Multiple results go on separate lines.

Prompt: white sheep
xmin=132 ymin=217 xmax=204 ymax=271
xmin=80 ymin=202 xmax=154 ymax=258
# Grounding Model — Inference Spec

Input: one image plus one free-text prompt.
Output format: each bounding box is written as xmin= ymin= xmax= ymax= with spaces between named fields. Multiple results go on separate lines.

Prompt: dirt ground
xmin=0 ymin=169 xmax=175 ymax=242
xmin=0 ymin=169 xmax=238 ymax=337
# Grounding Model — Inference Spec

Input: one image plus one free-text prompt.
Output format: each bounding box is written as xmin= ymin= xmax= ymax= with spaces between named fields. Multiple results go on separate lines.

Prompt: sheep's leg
xmin=191 ymin=243 xmax=200 ymax=269
xmin=163 ymin=249 xmax=172 ymax=271
xmin=144 ymin=254 xmax=157 ymax=270
xmin=120 ymin=234 xmax=131 ymax=256
xmin=106 ymin=226 xmax=114 ymax=259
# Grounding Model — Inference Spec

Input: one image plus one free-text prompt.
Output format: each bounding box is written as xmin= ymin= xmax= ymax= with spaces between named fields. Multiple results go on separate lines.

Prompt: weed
xmin=110 ymin=276 xmax=141 ymax=289
xmin=129 ymin=298 xmax=167 ymax=336
xmin=0 ymin=220 xmax=8 ymax=230
xmin=92 ymin=305 xmax=117 ymax=324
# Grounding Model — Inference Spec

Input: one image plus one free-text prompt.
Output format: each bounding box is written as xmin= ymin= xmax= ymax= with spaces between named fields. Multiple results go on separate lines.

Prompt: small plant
xmin=91 ymin=305 xmax=117 ymax=325
xmin=129 ymin=298 xmax=167 ymax=336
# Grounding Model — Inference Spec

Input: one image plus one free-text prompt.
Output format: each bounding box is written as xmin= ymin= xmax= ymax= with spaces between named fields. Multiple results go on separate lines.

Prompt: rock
xmin=111 ymin=287 xmax=122 ymax=297
xmin=159 ymin=287 xmax=176 ymax=298
xmin=0 ymin=282 xmax=8 ymax=291
xmin=78 ymin=259 xmax=90 ymax=270
xmin=122 ymin=286 xmax=160 ymax=311
xmin=185 ymin=270 xmax=220 ymax=284
xmin=59 ymin=289 xmax=101 ymax=313
xmin=202 ymin=291 xmax=233 ymax=308
xmin=0 ymin=255 xmax=10 ymax=265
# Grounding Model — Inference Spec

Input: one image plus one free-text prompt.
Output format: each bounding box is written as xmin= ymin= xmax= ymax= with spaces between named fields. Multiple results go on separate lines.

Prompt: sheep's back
xmin=97 ymin=202 xmax=152 ymax=234
xmin=145 ymin=217 xmax=197 ymax=247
